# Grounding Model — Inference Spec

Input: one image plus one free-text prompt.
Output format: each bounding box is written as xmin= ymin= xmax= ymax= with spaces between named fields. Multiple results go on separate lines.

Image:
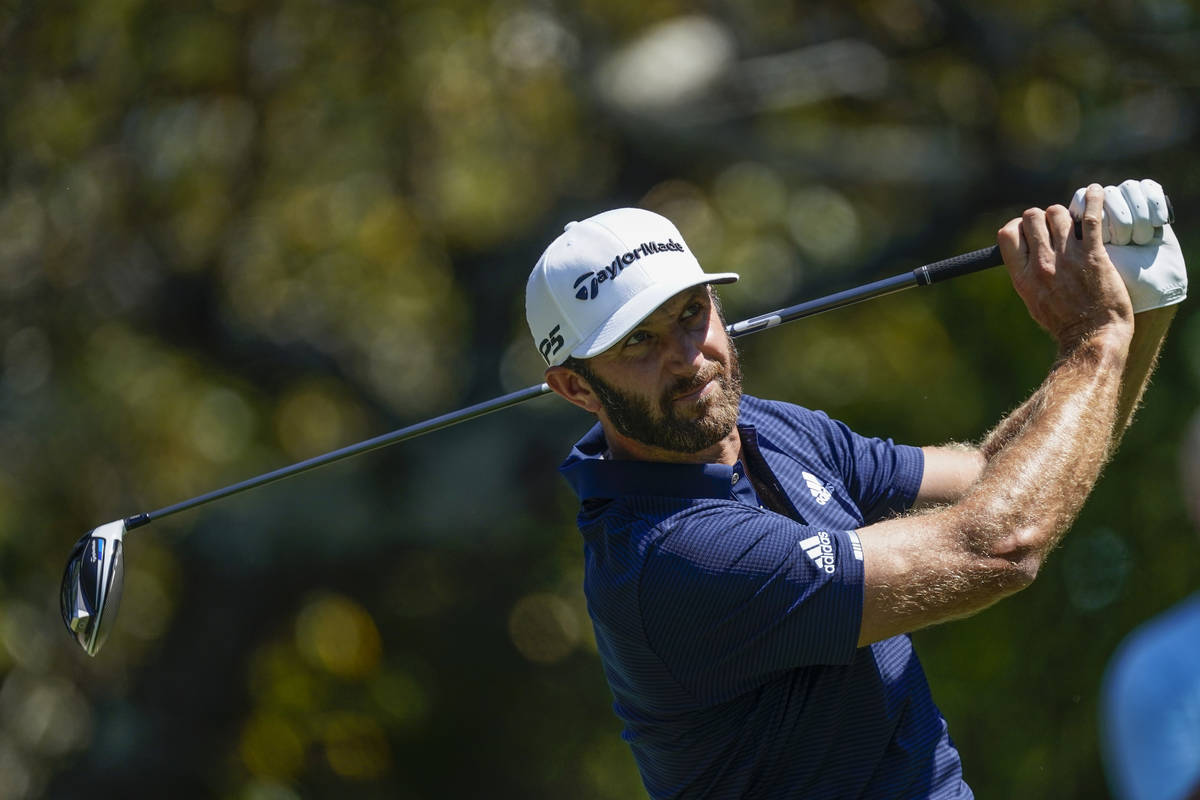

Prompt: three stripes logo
xmin=798 ymin=532 xmax=837 ymax=574
xmin=847 ymin=531 xmax=864 ymax=562
xmin=802 ymin=471 xmax=832 ymax=505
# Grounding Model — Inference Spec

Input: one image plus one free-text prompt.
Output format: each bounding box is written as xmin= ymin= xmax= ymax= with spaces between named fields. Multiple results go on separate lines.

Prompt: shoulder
xmin=741 ymin=396 xmax=846 ymax=443
xmin=741 ymin=395 xmax=856 ymax=462
xmin=741 ymin=394 xmax=826 ymax=426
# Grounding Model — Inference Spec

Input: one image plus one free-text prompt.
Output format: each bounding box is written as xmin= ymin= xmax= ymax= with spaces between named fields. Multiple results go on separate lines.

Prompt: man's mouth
xmin=670 ymin=364 xmax=724 ymax=406
xmin=674 ymin=379 xmax=714 ymax=403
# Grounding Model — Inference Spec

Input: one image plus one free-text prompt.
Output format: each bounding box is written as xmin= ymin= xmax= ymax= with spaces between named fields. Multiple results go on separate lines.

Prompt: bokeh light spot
xmin=241 ymin=779 xmax=302 ymax=800
xmin=0 ymin=736 xmax=34 ymax=799
xmin=239 ymin=712 xmax=306 ymax=781
xmin=595 ymin=16 xmax=735 ymax=112
xmin=1062 ymin=527 xmax=1132 ymax=612
xmin=295 ymin=593 xmax=382 ymax=679
xmin=0 ymin=191 xmax=46 ymax=277
xmin=1 ymin=603 xmax=52 ymax=672
xmin=0 ymin=671 xmax=93 ymax=756
xmin=320 ymin=712 xmax=390 ymax=780
xmin=491 ymin=10 xmax=577 ymax=71
xmin=1023 ymin=80 xmax=1080 ymax=147
xmin=786 ymin=186 xmax=860 ymax=264
xmin=248 ymin=640 xmax=324 ymax=714
xmin=508 ymin=593 xmax=579 ymax=665
xmin=641 ymin=180 xmax=724 ymax=264
xmin=370 ymin=671 xmax=430 ymax=729
xmin=713 ymin=162 xmax=788 ymax=229
xmin=936 ymin=63 xmax=997 ymax=127
xmin=274 ymin=381 xmax=364 ymax=461
xmin=498 ymin=335 xmax=548 ymax=393
xmin=722 ymin=235 xmax=800 ymax=306
xmin=3 ymin=328 xmax=53 ymax=394
xmin=189 ymin=387 xmax=255 ymax=463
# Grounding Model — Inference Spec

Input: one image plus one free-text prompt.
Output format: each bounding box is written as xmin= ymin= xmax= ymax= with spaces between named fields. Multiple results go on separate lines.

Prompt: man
xmin=1102 ymin=409 xmax=1200 ymax=800
xmin=525 ymin=180 xmax=1185 ymax=797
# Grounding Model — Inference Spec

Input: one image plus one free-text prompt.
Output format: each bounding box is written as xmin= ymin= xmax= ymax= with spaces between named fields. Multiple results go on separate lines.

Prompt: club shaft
xmin=124 ymin=244 xmax=1002 ymax=531
xmin=728 ymin=245 xmax=1000 ymax=337
xmin=126 ymin=381 xmax=555 ymax=529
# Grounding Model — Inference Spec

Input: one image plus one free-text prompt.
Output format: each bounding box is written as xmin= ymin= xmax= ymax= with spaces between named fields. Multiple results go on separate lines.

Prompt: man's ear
xmin=545 ymin=365 xmax=603 ymax=414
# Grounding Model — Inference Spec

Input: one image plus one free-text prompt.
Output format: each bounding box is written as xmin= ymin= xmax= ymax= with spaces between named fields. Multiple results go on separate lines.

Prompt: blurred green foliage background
xmin=2 ymin=0 xmax=1198 ymax=797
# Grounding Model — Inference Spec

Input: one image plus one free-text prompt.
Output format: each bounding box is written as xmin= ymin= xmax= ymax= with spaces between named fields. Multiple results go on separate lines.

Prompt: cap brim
xmin=569 ymin=272 xmax=739 ymax=360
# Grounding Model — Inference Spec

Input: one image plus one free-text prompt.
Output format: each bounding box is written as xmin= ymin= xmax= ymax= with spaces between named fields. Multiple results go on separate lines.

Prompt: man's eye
xmin=681 ymin=302 xmax=704 ymax=321
xmin=624 ymin=331 xmax=649 ymax=347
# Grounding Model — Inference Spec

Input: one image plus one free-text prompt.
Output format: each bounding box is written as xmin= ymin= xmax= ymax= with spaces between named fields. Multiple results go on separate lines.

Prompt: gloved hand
xmin=1069 ymin=178 xmax=1187 ymax=313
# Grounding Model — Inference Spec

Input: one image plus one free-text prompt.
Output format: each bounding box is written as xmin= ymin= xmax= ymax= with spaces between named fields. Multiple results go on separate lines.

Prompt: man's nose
xmin=663 ymin=329 xmax=707 ymax=373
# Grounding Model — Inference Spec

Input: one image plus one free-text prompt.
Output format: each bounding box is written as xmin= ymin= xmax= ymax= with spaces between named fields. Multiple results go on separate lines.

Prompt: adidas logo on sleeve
xmin=798 ymin=530 xmax=865 ymax=575
xmin=799 ymin=532 xmax=837 ymax=574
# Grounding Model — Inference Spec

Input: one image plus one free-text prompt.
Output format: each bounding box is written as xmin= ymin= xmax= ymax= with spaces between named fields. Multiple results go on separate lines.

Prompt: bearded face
xmin=571 ymin=334 xmax=743 ymax=454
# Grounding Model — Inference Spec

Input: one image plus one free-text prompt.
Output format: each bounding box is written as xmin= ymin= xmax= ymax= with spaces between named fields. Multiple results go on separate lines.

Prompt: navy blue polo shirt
xmin=560 ymin=395 xmax=971 ymax=799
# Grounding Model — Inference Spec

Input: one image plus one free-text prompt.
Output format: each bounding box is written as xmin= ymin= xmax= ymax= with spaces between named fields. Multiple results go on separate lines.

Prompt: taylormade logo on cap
xmin=526 ymin=208 xmax=738 ymax=367
xmin=572 ymin=239 xmax=687 ymax=301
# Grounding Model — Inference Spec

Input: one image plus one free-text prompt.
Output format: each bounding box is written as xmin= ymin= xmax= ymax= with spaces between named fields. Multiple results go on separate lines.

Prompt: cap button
xmin=563 ymin=221 xmax=577 ymax=231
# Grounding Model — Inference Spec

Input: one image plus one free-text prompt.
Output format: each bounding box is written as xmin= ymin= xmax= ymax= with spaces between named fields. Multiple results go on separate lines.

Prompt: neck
xmin=603 ymin=424 xmax=742 ymax=466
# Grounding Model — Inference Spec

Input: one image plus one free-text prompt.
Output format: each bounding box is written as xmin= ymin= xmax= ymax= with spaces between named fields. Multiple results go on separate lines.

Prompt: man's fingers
xmin=1069 ymin=187 xmax=1087 ymax=220
xmin=1070 ymin=185 xmax=1110 ymax=243
xmin=1142 ymin=179 xmax=1171 ymax=227
xmin=997 ymin=217 xmax=1027 ymax=272
xmin=1119 ymin=179 xmax=1154 ymax=245
xmin=1104 ymin=185 xmax=1134 ymax=245
xmin=1080 ymin=185 xmax=1106 ymax=249
xmin=1046 ymin=205 xmax=1074 ymax=252
xmin=1022 ymin=207 xmax=1054 ymax=257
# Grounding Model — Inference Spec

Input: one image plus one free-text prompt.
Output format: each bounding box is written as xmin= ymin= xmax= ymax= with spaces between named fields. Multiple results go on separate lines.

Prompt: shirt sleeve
xmin=823 ymin=413 xmax=924 ymax=523
xmin=639 ymin=501 xmax=865 ymax=705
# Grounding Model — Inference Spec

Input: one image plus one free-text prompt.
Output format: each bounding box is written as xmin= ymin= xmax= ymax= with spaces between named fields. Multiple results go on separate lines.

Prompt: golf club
xmin=61 ymin=244 xmax=1004 ymax=656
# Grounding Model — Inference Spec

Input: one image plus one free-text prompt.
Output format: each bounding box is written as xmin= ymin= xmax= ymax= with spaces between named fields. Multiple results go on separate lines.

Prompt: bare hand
xmin=997 ymin=184 xmax=1135 ymax=350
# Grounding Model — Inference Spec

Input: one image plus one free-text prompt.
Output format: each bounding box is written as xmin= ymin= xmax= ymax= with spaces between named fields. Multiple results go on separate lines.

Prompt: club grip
xmin=913 ymin=245 xmax=1003 ymax=286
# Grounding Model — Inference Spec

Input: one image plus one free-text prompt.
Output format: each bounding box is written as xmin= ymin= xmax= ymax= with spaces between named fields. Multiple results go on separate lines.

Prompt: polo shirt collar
xmin=559 ymin=421 xmax=750 ymax=500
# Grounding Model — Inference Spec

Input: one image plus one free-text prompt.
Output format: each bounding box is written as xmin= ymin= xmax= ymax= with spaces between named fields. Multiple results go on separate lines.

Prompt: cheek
xmin=702 ymin=326 xmax=732 ymax=361
xmin=597 ymin=361 xmax=664 ymax=398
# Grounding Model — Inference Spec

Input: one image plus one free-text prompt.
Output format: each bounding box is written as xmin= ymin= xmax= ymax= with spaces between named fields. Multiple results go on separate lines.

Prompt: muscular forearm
xmin=957 ymin=331 xmax=1130 ymax=570
xmin=860 ymin=330 xmax=1132 ymax=645
xmin=863 ymin=313 xmax=1171 ymax=642
xmin=979 ymin=393 xmax=1036 ymax=463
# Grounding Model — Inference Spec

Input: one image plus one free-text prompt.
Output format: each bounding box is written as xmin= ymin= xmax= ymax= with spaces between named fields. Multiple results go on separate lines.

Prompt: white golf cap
xmin=526 ymin=208 xmax=738 ymax=367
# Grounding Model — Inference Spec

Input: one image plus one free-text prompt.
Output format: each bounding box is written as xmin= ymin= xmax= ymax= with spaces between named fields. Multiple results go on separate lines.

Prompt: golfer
xmin=525 ymin=180 xmax=1185 ymax=798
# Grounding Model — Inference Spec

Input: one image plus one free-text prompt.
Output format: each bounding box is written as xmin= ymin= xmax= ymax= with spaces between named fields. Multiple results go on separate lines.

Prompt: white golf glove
xmin=1069 ymin=178 xmax=1187 ymax=312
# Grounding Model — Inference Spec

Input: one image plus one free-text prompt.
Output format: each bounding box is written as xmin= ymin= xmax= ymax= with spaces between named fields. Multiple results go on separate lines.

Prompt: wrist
xmin=1058 ymin=323 xmax=1132 ymax=364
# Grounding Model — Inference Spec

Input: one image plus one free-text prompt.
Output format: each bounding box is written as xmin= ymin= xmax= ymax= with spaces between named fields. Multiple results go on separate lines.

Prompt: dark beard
xmin=575 ymin=343 xmax=743 ymax=454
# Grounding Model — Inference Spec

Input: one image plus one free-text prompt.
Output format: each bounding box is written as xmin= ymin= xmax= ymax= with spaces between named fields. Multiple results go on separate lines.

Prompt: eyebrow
xmin=641 ymin=287 xmax=711 ymax=327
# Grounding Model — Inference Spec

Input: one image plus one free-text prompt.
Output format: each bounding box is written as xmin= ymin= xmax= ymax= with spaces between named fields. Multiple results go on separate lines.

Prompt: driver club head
xmin=59 ymin=519 xmax=127 ymax=657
